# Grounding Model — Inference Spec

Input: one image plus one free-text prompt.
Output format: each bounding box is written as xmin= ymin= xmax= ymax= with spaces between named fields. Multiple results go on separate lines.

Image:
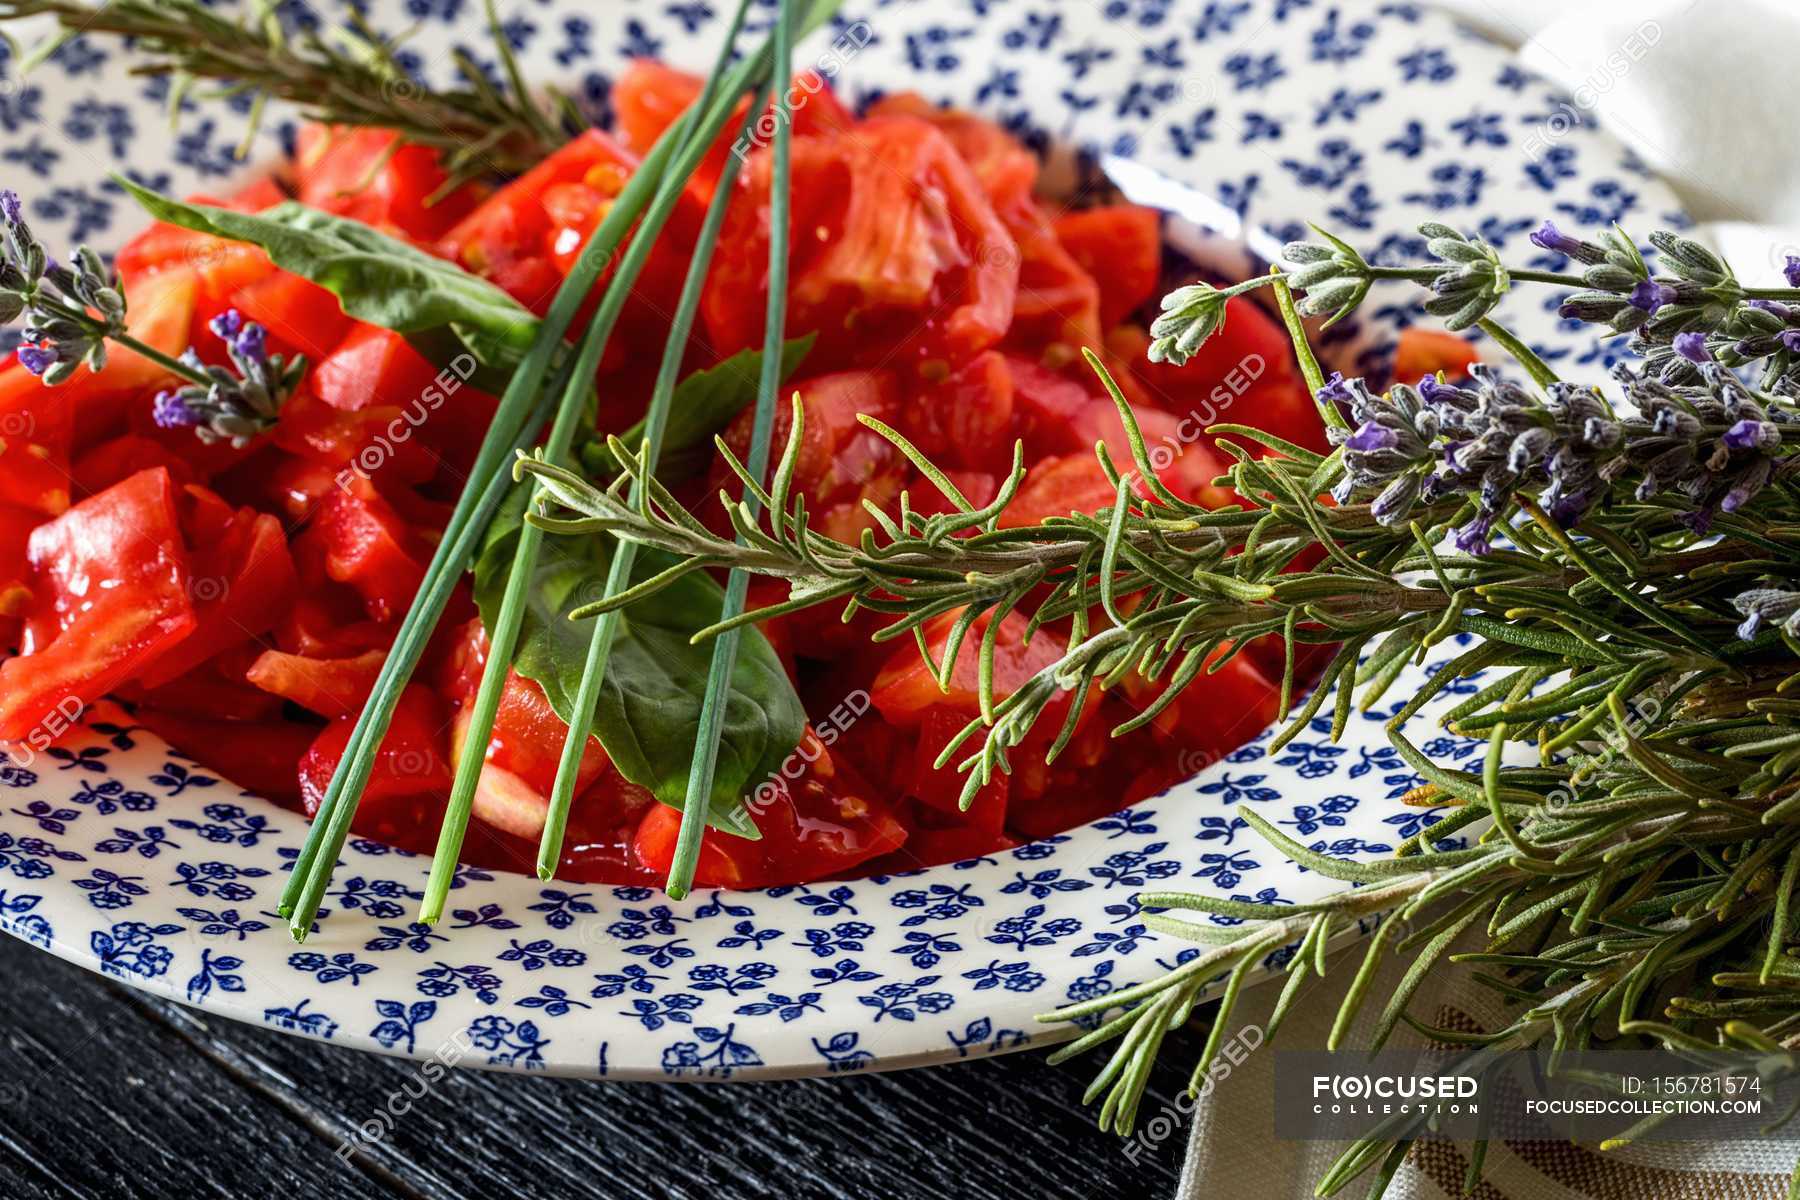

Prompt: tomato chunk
xmin=0 ymin=468 xmax=197 ymax=747
xmin=246 ymin=647 xmax=387 ymax=718
xmin=1053 ymin=206 xmax=1162 ymax=329
xmin=297 ymin=684 xmax=452 ymax=845
xmin=294 ymin=124 xmax=483 ymax=242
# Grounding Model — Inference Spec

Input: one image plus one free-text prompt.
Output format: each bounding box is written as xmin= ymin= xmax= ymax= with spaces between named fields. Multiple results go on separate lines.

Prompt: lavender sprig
xmin=1150 ymin=218 xmax=1800 ymax=390
xmin=1329 ymin=361 xmax=1792 ymax=550
xmin=152 ymin=310 xmax=304 ymax=446
xmin=1 ymin=189 xmax=301 ymax=443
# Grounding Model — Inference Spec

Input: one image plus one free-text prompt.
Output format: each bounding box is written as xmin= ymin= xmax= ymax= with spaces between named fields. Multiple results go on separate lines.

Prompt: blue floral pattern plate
xmin=0 ymin=0 xmax=1681 ymax=1078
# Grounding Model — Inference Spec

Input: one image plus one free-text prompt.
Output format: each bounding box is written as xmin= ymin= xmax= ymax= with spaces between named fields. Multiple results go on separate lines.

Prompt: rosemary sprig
xmin=0 ymin=0 xmax=574 ymax=187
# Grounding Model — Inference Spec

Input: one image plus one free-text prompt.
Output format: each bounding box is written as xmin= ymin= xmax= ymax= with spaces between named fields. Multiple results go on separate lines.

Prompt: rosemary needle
xmin=664 ymin=0 xmax=799 ymax=900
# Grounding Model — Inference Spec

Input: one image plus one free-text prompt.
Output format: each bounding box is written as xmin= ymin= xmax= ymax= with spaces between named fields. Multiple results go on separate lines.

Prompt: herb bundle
xmin=529 ymin=229 xmax=1800 ymax=1188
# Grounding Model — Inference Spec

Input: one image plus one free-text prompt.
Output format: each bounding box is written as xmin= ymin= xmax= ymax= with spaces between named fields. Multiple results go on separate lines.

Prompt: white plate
xmin=0 ymin=0 xmax=1682 ymax=1078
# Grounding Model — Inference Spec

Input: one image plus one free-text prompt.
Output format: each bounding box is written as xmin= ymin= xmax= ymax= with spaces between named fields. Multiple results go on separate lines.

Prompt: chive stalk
xmin=663 ymin=0 xmax=798 ymax=900
xmin=535 ymin=76 xmax=774 ymax=880
xmin=416 ymin=0 xmax=810 ymax=924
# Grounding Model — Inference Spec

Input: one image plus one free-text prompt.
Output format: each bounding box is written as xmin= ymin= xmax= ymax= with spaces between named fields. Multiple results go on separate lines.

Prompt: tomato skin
xmin=0 ymin=363 xmax=74 ymax=517
xmin=297 ymin=684 xmax=451 ymax=844
xmin=294 ymin=124 xmax=483 ymax=242
xmin=137 ymin=709 xmax=317 ymax=805
xmin=705 ymin=116 xmax=1019 ymax=374
xmin=269 ymin=387 xmax=437 ymax=488
xmin=0 ymin=502 xmax=38 ymax=620
xmin=1393 ymin=327 xmax=1479 ymax=384
xmin=228 ymin=270 xmax=351 ymax=362
xmin=312 ymin=484 xmax=428 ymax=623
xmin=246 ymin=647 xmax=387 ymax=718
xmin=631 ymin=737 xmax=906 ymax=887
xmin=1053 ymin=206 xmax=1162 ymax=329
xmin=0 ymin=468 xmax=197 ymax=748
xmin=135 ymin=491 xmax=299 ymax=688
xmin=1122 ymin=644 xmax=1280 ymax=757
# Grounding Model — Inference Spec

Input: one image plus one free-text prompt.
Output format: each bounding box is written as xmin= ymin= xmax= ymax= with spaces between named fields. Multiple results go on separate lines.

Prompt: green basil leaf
xmin=116 ymin=177 xmax=539 ymax=372
xmin=473 ymin=486 xmax=804 ymax=836
xmin=579 ymin=333 xmax=815 ymax=482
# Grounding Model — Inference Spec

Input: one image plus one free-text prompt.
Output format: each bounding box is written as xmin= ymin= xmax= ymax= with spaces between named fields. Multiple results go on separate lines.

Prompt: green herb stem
xmin=664 ymin=0 xmax=799 ymax=901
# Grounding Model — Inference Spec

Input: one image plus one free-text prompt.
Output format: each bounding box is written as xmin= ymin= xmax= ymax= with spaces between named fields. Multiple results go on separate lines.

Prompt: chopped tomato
xmin=902 ymin=350 xmax=1016 ymax=473
xmin=1053 ymin=206 xmax=1162 ymax=328
xmin=614 ymin=61 xmax=856 ymax=203
xmin=0 ymin=468 xmax=197 ymax=747
xmin=999 ymin=453 xmax=1122 ymax=529
xmin=1122 ymin=644 xmax=1280 ymax=756
xmin=870 ymin=608 xmax=1063 ymax=724
xmin=705 ymin=116 xmax=1019 ymax=374
xmin=0 ymin=362 xmax=74 ymax=517
xmin=311 ymin=483 xmax=428 ymax=623
xmin=73 ymin=435 xmax=196 ymax=498
xmin=1394 ymin=327 xmax=1480 ymax=384
xmin=294 ymin=124 xmax=483 ymax=242
xmin=269 ymin=387 xmax=437 ymax=486
xmin=228 ymin=269 xmax=351 ymax=362
xmin=311 ymin=325 xmax=442 ymax=413
xmin=135 ymin=489 xmax=298 ymax=688
xmin=0 ymin=502 xmax=37 ymax=621
xmin=136 ymin=709 xmax=317 ymax=805
xmin=710 ymin=369 xmax=906 ymax=544
xmin=246 ymin=647 xmax=387 ymax=718
xmin=1123 ymin=295 xmax=1328 ymax=454
xmin=297 ymin=684 xmax=452 ymax=845
xmin=631 ymin=738 xmax=905 ymax=887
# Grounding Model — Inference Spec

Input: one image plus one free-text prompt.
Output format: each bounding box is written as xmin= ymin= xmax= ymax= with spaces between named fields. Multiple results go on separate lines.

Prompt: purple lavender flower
xmin=1733 ymin=588 xmax=1800 ymax=641
xmin=1785 ymin=255 xmax=1800 ymax=288
xmin=0 ymin=190 xmax=21 ymax=226
xmin=1724 ymin=418 xmax=1780 ymax=452
xmin=1315 ymin=371 xmax=1354 ymax=406
xmin=1343 ymin=422 xmax=1398 ymax=452
xmin=1627 ymin=280 xmax=1676 ymax=314
xmin=1780 ymin=329 xmax=1800 ymax=353
xmin=1673 ymin=332 xmax=1711 ymax=363
xmin=208 ymin=308 xmax=243 ymax=340
xmin=1529 ymin=221 xmax=1584 ymax=259
xmin=232 ymin=322 xmax=267 ymax=362
xmin=151 ymin=390 xmax=200 ymax=429
xmin=1454 ymin=511 xmax=1496 ymax=556
xmin=16 ymin=343 xmax=56 ymax=376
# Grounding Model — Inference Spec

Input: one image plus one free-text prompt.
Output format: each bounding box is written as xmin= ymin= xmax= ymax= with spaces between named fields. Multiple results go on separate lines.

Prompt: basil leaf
xmin=473 ymin=487 xmax=804 ymax=836
xmin=580 ymin=333 xmax=815 ymax=482
xmin=116 ymin=177 xmax=539 ymax=373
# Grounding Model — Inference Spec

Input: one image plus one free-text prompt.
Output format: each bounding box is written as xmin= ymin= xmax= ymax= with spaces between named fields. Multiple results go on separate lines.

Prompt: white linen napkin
xmin=1176 ymin=4 xmax=1800 ymax=1196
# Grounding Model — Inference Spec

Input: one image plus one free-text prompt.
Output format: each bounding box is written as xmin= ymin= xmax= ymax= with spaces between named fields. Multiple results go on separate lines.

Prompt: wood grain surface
xmin=0 ymin=934 xmax=1198 ymax=1198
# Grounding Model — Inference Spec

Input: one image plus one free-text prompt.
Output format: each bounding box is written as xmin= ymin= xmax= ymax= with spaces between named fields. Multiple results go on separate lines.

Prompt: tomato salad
xmin=0 ymin=64 xmax=1387 ymax=890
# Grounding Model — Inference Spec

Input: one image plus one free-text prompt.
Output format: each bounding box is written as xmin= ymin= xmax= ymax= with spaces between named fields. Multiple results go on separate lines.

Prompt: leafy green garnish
xmin=473 ymin=483 xmax=802 ymax=835
xmin=580 ymin=334 xmax=815 ymax=482
xmin=116 ymin=179 xmax=539 ymax=376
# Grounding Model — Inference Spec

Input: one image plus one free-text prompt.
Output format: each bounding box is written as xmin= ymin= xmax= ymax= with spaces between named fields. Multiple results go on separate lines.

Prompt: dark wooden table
xmin=0 ymin=933 xmax=1196 ymax=1198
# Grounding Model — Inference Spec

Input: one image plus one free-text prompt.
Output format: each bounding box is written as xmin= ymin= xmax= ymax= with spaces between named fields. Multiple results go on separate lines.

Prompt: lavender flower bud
xmin=152 ymin=390 xmax=200 ymax=429
xmin=232 ymin=323 xmax=267 ymax=362
xmin=208 ymin=308 xmax=244 ymax=340
xmin=16 ymin=343 xmax=57 ymax=377
xmin=1786 ymin=256 xmax=1800 ymax=289
xmin=1723 ymin=418 xmax=1781 ymax=452
xmin=1529 ymin=220 xmax=1606 ymax=265
xmin=1673 ymin=332 xmax=1712 ymax=363
xmin=1628 ymin=280 xmax=1677 ymax=314
xmin=1343 ymin=422 xmax=1398 ymax=452
xmin=1454 ymin=511 xmax=1496 ymax=556
xmin=0 ymin=190 xmax=20 ymax=226
xmin=1732 ymin=588 xmax=1800 ymax=640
